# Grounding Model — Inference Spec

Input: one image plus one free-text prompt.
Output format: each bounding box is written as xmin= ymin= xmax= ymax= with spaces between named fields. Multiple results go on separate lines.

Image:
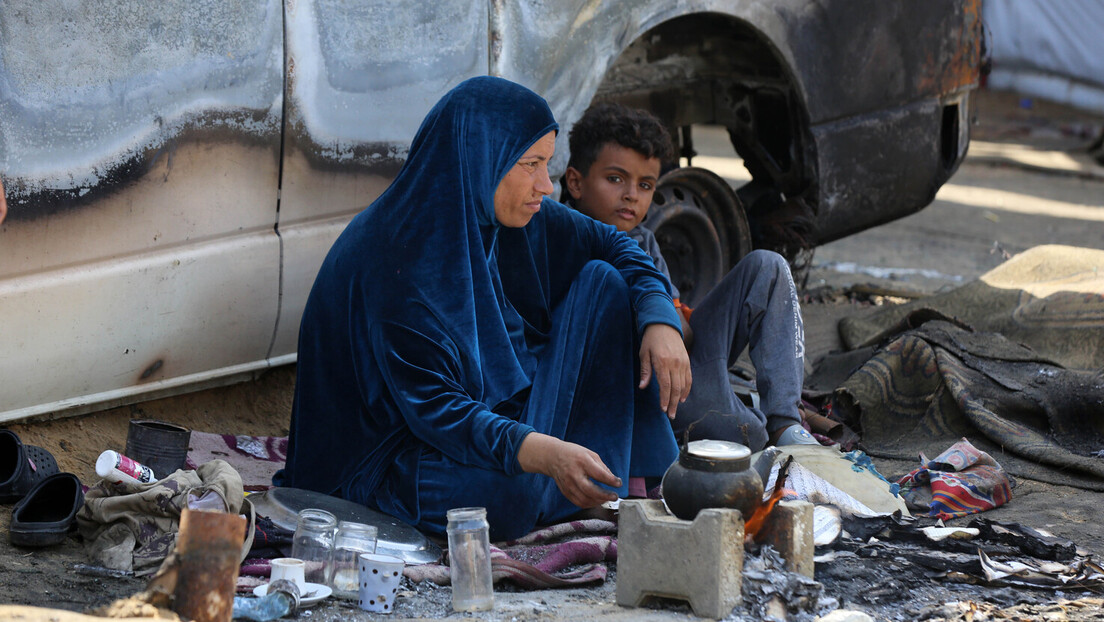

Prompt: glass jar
xmin=328 ymin=521 xmax=378 ymax=599
xmin=291 ymin=508 xmax=337 ymax=586
xmin=446 ymin=507 xmax=493 ymax=612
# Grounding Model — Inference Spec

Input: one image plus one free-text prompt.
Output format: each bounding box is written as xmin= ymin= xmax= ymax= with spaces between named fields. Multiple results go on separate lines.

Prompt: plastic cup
xmin=357 ymin=553 xmax=404 ymax=613
xmin=269 ymin=557 xmax=307 ymax=592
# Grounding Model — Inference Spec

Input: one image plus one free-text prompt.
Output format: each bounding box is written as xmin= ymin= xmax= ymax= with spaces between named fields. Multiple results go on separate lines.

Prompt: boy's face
xmin=565 ymin=143 xmax=661 ymax=233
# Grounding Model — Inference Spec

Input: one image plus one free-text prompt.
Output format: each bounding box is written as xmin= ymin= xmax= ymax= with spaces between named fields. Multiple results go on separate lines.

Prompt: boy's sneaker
xmin=773 ymin=425 xmax=820 ymax=447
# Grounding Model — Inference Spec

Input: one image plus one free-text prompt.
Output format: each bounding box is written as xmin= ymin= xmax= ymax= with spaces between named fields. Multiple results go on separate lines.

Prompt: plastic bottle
xmin=446 ymin=507 xmax=494 ymax=612
xmin=96 ymin=449 xmax=157 ymax=485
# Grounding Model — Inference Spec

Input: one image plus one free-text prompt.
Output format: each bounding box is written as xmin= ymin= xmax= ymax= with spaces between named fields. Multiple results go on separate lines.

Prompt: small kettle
xmin=661 ymin=440 xmax=775 ymax=521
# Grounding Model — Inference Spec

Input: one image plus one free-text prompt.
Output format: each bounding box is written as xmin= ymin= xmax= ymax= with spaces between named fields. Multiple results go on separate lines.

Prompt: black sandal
xmin=10 ymin=472 xmax=84 ymax=546
xmin=0 ymin=429 xmax=61 ymax=504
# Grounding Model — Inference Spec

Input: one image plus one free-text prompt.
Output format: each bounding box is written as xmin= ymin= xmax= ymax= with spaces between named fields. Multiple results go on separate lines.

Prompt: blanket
xmin=186 ymin=432 xmax=287 ymax=491
xmin=835 ymin=320 xmax=1104 ymax=490
xmin=838 ymin=245 xmax=1104 ymax=371
xmin=404 ymin=519 xmax=617 ymax=589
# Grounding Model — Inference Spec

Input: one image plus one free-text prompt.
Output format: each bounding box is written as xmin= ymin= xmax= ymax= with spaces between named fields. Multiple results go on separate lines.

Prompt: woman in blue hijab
xmin=277 ymin=77 xmax=690 ymax=541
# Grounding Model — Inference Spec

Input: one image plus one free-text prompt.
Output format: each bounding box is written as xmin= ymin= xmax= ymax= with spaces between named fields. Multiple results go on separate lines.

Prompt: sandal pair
xmin=1 ymin=429 xmax=83 ymax=547
xmin=0 ymin=429 xmax=60 ymax=503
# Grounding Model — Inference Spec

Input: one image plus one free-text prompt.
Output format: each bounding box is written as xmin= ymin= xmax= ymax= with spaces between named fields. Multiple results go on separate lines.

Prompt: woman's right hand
xmin=517 ymin=432 xmax=621 ymax=508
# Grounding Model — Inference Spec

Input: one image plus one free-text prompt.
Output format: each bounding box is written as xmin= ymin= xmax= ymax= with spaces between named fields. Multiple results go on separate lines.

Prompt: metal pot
xmin=661 ymin=440 xmax=765 ymax=521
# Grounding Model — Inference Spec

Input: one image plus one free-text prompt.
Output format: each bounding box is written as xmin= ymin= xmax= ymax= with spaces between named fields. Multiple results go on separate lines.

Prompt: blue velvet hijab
xmin=277 ymin=77 xmax=680 ymax=502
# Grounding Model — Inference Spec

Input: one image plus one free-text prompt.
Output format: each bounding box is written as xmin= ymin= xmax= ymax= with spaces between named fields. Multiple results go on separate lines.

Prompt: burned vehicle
xmin=0 ymin=0 xmax=983 ymax=422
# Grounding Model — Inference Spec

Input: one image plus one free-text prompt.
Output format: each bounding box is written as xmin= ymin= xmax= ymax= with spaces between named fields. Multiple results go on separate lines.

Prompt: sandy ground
xmin=2 ymin=87 xmax=1104 ymax=620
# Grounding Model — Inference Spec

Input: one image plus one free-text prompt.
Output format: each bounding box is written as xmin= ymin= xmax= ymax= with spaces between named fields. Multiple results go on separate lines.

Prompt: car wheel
xmin=644 ymin=167 xmax=753 ymax=307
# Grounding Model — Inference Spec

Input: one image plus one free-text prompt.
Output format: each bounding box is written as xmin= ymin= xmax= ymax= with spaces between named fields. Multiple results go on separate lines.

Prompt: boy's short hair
xmin=567 ymin=102 xmax=674 ymax=175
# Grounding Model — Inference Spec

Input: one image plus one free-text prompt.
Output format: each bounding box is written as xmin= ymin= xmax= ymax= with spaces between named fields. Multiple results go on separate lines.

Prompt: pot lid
xmin=686 ymin=439 xmax=751 ymax=460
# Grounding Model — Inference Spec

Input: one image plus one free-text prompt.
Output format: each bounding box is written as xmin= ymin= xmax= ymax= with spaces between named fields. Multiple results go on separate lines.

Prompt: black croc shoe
xmin=10 ymin=472 xmax=84 ymax=547
xmin=0 ymin=430 xmax=60 ymax=504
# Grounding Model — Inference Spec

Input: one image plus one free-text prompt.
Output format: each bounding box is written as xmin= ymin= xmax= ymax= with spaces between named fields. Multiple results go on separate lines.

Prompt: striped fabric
xmin=897 ymin=438 xmax=1013 ymax=520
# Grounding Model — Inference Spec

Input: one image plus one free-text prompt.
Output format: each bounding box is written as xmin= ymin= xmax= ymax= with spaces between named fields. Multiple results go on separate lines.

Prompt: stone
xmin=761 ymin=499 xmax=815 ymax=577
xmin=616 ymin=499 xmax=744 ymax=620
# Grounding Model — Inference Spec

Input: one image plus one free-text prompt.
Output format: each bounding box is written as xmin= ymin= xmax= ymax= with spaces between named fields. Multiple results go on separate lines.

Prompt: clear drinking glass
xmin=291 ymin=508 xmax=337 ymax=586
xmin=329 ymin=521 xmax=378 ymax=599
xmin=446 ymin=507 xmax=494 ymax=612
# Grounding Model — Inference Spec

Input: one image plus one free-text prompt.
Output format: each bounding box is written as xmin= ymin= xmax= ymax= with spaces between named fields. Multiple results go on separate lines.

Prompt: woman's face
xmin=493 ymin=131 xmax=556 ymax=228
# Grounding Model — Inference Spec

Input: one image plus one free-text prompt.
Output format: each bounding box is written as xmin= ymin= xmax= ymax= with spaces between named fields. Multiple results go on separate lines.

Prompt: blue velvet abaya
xmin=276 ymin=77 xmax=680 ymax=541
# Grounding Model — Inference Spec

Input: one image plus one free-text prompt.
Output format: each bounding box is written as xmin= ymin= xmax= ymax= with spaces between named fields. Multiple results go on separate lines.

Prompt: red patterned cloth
xmin=403 ymin=519 xmax=616 ymax=588
xmin=897 ymin=438 xmax=1013 ymax=520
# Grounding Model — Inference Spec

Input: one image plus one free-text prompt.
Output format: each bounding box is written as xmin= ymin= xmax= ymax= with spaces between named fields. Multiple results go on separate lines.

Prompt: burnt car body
xmin=0 ymin=0 xmax=983 ymax=423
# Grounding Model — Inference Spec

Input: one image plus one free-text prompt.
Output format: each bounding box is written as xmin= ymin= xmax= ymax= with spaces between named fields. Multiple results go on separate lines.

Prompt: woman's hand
xmin=517 ymin=432 xmax=621 ymax=508
xmin=639 ymin=323 xmax=692 ymax=419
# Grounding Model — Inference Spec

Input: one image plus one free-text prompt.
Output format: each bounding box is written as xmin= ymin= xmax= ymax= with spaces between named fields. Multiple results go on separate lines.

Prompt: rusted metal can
xmin=173 ymin=508 xmax=247 ymax=622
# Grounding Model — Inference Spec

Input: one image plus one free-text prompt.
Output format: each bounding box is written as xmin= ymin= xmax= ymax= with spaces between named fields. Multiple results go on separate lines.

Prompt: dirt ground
xmin=2 ymin=87 xmax=1104 ymax=621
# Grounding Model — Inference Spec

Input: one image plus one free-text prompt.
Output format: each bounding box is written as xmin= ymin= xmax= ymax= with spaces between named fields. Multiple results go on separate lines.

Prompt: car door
xmin=0 ymin=0 xmax=285 ymax=422
xmin=270 ymin=0 xmax=488 ymax=359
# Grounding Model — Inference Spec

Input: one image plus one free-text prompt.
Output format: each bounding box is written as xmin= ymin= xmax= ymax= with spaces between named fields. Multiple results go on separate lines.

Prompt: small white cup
xmin=270 ymin=557 xmax=307 ymax=592
xmin=357 ymin=553 xmax=405 ymax=613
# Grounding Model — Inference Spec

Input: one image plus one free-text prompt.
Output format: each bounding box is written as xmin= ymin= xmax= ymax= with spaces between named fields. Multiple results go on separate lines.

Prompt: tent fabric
xmin=984 ymin=0 xmax=1104 ymax=112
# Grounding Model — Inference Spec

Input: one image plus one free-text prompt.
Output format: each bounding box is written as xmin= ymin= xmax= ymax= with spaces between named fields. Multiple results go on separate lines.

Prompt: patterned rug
xmin=186 ymin=432 xmax=287 ymax=491
xmin=403 ymin=519 xmax=617 ymax=588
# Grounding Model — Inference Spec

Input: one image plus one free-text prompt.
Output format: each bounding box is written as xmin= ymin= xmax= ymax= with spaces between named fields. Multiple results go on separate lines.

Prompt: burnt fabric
xmin=276 ymin=77 xmax=680 ymax=541
xmin=896 ymin=438 xmax=1012 ymax=520
xmin=836 ymin=320 xmax=1104 ymax=491
xmin=76 ymin=460 xmax=245 ymax=576
xmin=403 ymin=518 xmax=617 ymax=588
xmin=838 ymin=245 xmax=1104 ymax=371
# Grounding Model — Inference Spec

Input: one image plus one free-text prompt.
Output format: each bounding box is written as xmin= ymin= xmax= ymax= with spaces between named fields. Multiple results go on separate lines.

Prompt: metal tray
xmin=248 ymin=487 xmax=442 ymax=566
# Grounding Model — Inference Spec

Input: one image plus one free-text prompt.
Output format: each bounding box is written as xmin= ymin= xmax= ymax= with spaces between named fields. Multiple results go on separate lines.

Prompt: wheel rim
xmin=644 ymin=167 xmax=752 ymax=307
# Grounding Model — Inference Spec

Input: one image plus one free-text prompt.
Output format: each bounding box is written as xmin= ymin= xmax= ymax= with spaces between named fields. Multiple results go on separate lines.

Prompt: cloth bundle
xmin=404 ymin=519 xmax=617 ymax=589
xmin=897 ymin=438 xmax=1013 ymax=520
xmin=76 ymin=460 xmax=248 ymax=576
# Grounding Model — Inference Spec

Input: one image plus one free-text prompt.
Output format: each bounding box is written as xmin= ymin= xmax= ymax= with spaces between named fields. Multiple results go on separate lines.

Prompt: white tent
xmin=984 ymin=0 xmax=1104 ymax=113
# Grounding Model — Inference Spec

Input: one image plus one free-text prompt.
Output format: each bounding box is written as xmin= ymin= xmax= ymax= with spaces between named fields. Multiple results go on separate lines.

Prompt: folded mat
xmin=839 ymin=245 xmax=1104 ymax=371
xmin=404 ymin=518 xmax=617 ymax=589
xmin=835 ymin=320 xmax=1104 ymax=491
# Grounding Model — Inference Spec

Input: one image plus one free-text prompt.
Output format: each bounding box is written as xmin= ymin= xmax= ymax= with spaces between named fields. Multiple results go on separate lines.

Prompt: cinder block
xmin=761 ymin=499 xmax=814 ymax=577
xmin=616 ymin=499 xmax=744 ymax=619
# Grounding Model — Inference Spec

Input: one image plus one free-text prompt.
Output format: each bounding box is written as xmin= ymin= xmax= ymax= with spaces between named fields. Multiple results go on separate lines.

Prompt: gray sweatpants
xmin=671 ymin=250 xmax=805 ymax=452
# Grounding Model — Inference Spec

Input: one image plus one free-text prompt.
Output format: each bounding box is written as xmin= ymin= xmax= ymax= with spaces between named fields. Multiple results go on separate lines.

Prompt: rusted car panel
xmin=0 ymin=0 xmax=284 ymax=421
xmin=0 ymin=0 xmax=981 ymax=422
xmin=270 ymin=0 xmax=487 ymax=358
xmin=278 ymin=0 xmax=487 ymax=226
xmin=513 ymin=0 xmax=981 ymax=250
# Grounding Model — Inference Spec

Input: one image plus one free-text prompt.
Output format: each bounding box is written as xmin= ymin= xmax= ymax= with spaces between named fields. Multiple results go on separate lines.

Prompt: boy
xmin=563 ymin=102 xmax=816 ymax=450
